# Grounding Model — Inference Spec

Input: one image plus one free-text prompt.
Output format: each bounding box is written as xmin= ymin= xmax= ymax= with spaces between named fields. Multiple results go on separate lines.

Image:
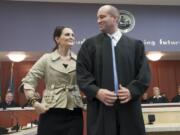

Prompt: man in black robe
xmin=76 ymin=5 xmax=151 ymax=135
xmin=172 ymin=85 xmax=180 ymax=102
xmin=148 ymin=87 xmax=169 ymax=103
xmin=0 ymin=92 xmax=19 ymax=109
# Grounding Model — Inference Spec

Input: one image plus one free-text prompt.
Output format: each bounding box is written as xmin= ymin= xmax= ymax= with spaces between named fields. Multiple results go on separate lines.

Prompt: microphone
xmin=2 ymin=105 xmax=7 ymax=110
xmin=21 ymin=102 xmax=30 ymax=109
xmin=148 ymin=114 xmax=155 ymax=124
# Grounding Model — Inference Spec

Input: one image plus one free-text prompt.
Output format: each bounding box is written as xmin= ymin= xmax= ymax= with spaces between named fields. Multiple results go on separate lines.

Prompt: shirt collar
xmin=153 ymin=95 xmax=162 ymax=99
xmin=51 ymin=49 xmax=77 ymax=61
xmin=107 ymin=29 xmax=122 ymax=42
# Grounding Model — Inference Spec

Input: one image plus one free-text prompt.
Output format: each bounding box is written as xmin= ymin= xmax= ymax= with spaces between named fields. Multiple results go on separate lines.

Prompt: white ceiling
xmin=10 ymin=0 xmax=180 ymax=6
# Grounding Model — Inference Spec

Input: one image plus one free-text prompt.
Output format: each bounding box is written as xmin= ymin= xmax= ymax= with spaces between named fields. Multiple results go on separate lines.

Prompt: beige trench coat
xmin=21 ymin=50 xmax=85 ymax=110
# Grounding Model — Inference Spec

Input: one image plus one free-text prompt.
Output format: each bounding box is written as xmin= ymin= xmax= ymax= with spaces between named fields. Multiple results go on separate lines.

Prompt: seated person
xmin=161 ymin=92 xmax=169 ymax=102
xmin=141 ymin=92 xmax=150 ymax=104
xmin=0 ymin=92 xmax=19 ymax=108
xmin=172 ymin=85 xmax=180 ymax=102
xmin=161 ymin=92 xmax=166 ymax=98
xmin=149 ymin=87 xmax=169 ymax=103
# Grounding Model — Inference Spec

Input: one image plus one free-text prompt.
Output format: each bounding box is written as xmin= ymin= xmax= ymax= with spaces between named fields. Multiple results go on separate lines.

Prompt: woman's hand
xmin=33 ymin=102 xmax=49 ymax=114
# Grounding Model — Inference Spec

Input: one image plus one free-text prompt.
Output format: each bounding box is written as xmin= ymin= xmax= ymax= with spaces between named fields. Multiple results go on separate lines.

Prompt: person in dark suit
xmin=0 ymin=91 xmax=19 ymax=108
xmin=149 ymin=87 xmax=169 ymax=103
xmin=172 ymin=85 xmax=180 ymax=102
xmin=76 ymin=5 xmax=151 ymax=135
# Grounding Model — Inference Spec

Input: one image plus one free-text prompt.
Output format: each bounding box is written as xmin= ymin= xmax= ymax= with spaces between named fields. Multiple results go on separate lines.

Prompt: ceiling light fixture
xmin=146 ymin=51 xmax=163 ymax=61
xmin=7 ymin=52 xmax=26 ymax=62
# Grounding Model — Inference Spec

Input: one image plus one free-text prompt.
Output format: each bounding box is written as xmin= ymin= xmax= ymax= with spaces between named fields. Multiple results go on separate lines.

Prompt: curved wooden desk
xmin=1 ymin=104 xmax=180 ymax=135
xmin=142 ymin=103 xmax=180 ymax=135
xmin=0 ymin=107 xmax=38 ymax=128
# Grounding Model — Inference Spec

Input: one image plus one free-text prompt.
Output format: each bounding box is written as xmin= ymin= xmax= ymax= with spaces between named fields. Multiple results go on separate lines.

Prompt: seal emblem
xmin=118 ymin=10 xmax=135 ymax=33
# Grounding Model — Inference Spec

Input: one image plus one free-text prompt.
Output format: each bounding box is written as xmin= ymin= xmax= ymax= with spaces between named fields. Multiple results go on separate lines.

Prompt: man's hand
xmin=118 ymin=85 xmax=132 ymax=103
xmin=96 ymin=89 xmax=117 ymax=106
xmin=33 ymin=102 xmax=49 ymax=114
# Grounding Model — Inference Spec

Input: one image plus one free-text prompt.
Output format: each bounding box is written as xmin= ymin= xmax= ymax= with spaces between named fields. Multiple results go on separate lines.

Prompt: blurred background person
xmin=160 ymin=92 xmax=169 ymax=102
xmin=149 ymin=87 xmax=169 ymax=103
xmin=141 ymin=92 xmax=150 ymax=104
xmin=172 ymin=85 xmax=180 ymax=102
xmin=161 ymin=92 xmax=167 ymax=98
xmin=0 ymin=91 xmax=19 ymax=108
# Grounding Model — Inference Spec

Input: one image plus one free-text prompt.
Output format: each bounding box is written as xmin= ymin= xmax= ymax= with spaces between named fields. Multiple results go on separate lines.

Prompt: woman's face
xmin=56 ymin=28 xmax=75 ymax=48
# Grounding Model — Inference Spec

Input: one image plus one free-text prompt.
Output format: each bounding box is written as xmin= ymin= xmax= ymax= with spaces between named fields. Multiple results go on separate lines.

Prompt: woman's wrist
xmin=28 ymin=98 xmax=38 ymax=106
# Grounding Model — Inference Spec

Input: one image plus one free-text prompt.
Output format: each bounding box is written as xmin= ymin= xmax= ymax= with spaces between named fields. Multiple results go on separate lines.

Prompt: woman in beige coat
xmin=21 ymin=26 xmax=85 ymax=135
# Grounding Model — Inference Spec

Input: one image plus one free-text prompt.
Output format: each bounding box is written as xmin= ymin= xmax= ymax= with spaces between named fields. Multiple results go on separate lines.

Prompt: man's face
xmin=5 ymin=93 xmax=13 ymax=103
xmin=142 ymin=93 xmax=148 ymax=100
xmin=153 ymin=87 xmax=160 ymax=96
xmin=97 ymin=7 xmax=116 ymax=33
xmin=178 ymin=87 xmax=180 ymax=94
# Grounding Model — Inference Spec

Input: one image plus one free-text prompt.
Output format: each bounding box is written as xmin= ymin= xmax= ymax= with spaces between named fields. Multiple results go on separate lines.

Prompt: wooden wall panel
xmin=147 ymin=62 xmax=159 ymax=96
xmin=175 ymin=62 xmax=180 ymax=89
xmin=157 ymin=61 xmax=177 ymax=100
xmin=15 ymin=62 xmax=35 ymax=106
xmin=0 ymin=60 xmax=180 ymax=104
xmin=1 ymin=62 xmax=12 ymax=101
xmin=146 ymin=61 xmax=180 ymax=101
xmin=0 ymin=61 xmax=45 ymax=106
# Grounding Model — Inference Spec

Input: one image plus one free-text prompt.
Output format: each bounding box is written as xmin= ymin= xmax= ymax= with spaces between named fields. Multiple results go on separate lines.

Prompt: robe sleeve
xmin=127 ymin=40 xmax=151 ymax=100
xmin=76 ymin=40 xmax=100 ymax=100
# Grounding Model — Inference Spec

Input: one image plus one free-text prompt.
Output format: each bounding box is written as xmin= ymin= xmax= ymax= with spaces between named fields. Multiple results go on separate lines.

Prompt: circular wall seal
xmin=118 ymin=10 xmax=135 ymax=33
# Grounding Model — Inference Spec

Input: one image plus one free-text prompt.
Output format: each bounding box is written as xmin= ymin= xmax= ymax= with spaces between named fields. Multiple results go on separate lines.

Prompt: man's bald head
xmin=98 ymin=5 xmax=120 ymax=23
xmin=97 ymin=5 xmax=120 ymax=33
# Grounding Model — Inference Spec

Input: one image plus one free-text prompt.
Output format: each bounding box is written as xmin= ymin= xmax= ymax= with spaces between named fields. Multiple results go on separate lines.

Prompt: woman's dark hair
xmin=52 ymin=26 xmax=66 ymax=51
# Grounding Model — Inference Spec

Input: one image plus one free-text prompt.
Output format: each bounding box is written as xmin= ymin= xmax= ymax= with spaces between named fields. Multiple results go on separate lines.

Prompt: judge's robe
xmin=149 ymin=96 xmax=169 ymax=103
xmin=172 ymin=95 xmax=180 ymax=102
xmin=77 ymin=33 xmax=151 ymax=135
